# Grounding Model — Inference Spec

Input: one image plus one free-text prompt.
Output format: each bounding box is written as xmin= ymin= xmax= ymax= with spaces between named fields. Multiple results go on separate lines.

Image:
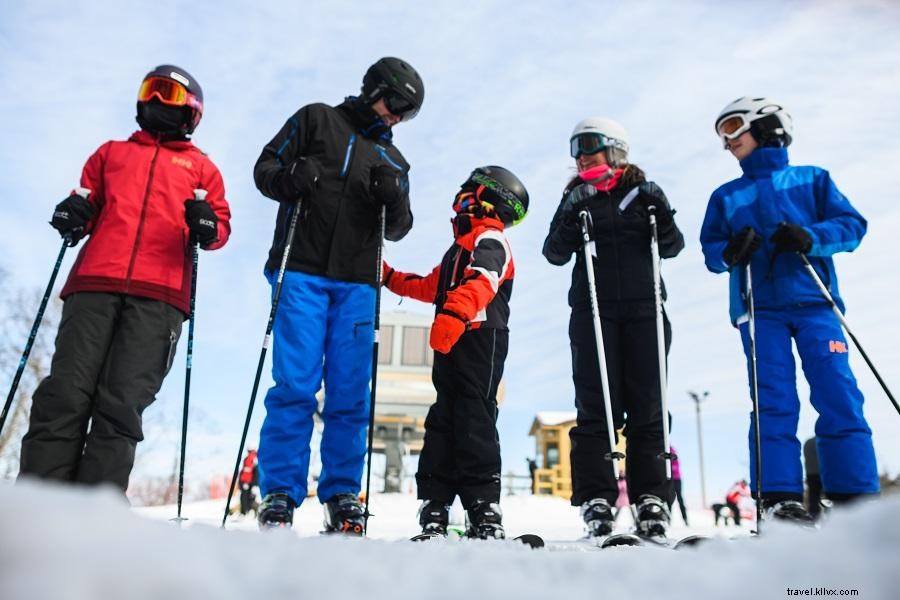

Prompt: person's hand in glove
xmin=635 ymin=181 xmax=674 ymax=225
xmin=184 ymin=200 xmax=219 ymax=248
xmin=284 ymin=156 xmax=321 ymax=200
xmin=370 ymin=164 xmax=408 ymax=207
xmin=429 ymin=311 xmax=467 ymax=354
xmin=723 ymin=226 xmax=762 ymax=266
xmin=770 ymin=222 xmax=812 ymax=254
xmin=50 ymin=192 xmax=94 ymax=245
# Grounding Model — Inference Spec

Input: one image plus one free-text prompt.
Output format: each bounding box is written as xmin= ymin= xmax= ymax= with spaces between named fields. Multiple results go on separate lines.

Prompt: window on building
xmin=402 ymin=326 xmax=428 ymax=366
xmin=378 ymin=325 xmax=394 ymax=365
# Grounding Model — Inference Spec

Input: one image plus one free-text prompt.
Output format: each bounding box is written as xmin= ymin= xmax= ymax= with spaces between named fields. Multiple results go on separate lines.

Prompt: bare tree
xmin=0 ymin=268 xmax=61 ymax=479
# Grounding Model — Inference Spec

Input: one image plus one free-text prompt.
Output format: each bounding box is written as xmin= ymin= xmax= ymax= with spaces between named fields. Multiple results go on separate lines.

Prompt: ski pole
xmin=1 ymin=187 xmax=90 ymax=435
xmin=578 ymin=209 xmax=624 ymax=477
xmin=363 ymin=204 xmax=387 ymax=535
xmin=798 ymin=254 xmax=899 ymax=416
xmin=745 ymin=262 xmax=764 ymax=531
xmin=173 ymin=188 xmax=207 ymax=525
xmin=647 ymin=207 xmax=673 ymax=479
xmin=221 ymin=196 xmax=304 ymax=528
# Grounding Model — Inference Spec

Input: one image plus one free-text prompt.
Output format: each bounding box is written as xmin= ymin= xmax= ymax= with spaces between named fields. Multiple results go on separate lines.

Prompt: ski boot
xmin=762 ymin=499 xmax=815 ymax=526
xmin=257 ymin=492 xmax=295 ymax=529
xmin=417 ymin=500 xmax=451 ymax=537
xmin=465 ymin=500 xmax=505 ymax=540
xmin=323 ymin=492 xmax=366 ymax=535
xmin=580 ymin=498 xmax=615 ymax=538
xmin=634 ymin=494 xmax=671 ymax=539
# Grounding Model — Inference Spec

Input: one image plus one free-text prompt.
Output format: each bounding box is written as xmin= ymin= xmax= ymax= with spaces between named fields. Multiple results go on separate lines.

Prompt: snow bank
xmin=0 ymin=482 xmax=897 ymax=600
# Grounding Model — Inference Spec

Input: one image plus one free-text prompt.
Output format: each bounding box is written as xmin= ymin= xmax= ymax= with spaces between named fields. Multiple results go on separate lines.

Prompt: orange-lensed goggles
xmin=137 ymin=77 xmax=201 ymax=110
xmin=716 ymin=114 xmax=751 ymax=140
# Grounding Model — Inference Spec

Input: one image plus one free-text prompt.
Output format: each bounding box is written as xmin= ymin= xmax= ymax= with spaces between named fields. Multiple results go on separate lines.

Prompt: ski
xmin=410 ymin=531 xmax=544 ymax=548
xmin=598 ymin=532 xmax=711 ymax=550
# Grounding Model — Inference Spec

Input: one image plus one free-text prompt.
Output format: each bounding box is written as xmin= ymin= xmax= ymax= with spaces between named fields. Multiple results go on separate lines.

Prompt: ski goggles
xmin=716 ymin=114 xmax=752 ymax=140
xmin=570 ymin=133 xmax=626 ymax=159
xmin=383 ymin=92 xmax=419 ymax=121
xmin=137 ymin=77 xmax=202 ymax=112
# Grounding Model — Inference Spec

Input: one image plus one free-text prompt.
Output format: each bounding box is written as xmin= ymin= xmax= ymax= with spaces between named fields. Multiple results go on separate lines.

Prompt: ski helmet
xmin=455 ymin=166 xmax=529 ymax=226
xmin=361 ymin=57 xmax=424 ymax=122
xmin=714 ymin=97 xmax=793 ymax=148
xmin=136 ymin=65 xmax=204 ymax=134
xmin=569 ymin=117 xmax=630 ymax=167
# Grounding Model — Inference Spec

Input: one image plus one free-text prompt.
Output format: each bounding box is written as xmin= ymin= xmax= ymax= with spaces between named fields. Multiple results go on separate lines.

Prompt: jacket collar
xmin=128 ymin=129 xmax=196 ymax=151
xmin=337 ymin=96 xmax=393 ymax=141
xmin=739 ymin=146 xmax=789 ymax=179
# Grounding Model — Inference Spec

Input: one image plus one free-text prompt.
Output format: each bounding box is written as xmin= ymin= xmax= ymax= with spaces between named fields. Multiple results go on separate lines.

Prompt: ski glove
xmin=771 ymin=222 xmax=812 ymax=254
xmin=430 ymin=311 xmax=467 ymax=354
xmin=723 ymin=226 xmax=762 ymax=267
xmin=284 ymin=156 xmax=321 ymax=201
xmin=370 ymin=164 xmax=408 ymax=207
xmin=636 ymin=181 xmax=674 ymax=226
xmin=184 ymin=199 xmax=219 ymax=247
xmin=562 ymin=183 xmax=598 ymax=215
xmin=50 ymin=192 xmax=94 ymax=245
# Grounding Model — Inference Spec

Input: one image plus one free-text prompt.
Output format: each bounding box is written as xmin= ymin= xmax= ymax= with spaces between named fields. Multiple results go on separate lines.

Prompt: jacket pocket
xmin=163 ymin=328 xmax=179 ymax=376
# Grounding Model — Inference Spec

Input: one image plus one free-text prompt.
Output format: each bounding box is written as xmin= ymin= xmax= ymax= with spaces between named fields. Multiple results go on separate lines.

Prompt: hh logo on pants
xmin=829 ymin=340 xmax=848 ymax=353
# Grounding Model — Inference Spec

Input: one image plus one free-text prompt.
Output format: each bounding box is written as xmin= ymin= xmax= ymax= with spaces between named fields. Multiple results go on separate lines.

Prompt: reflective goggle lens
xmin=716 ymin=115 xmax=749 ymax=139
xmin=138 ymin=77 xmax=188 ymax=106
xmin=570 ymin=133 xmax=607 ymax=158
xmin=384 ymin=93 xmax=418 ymax=121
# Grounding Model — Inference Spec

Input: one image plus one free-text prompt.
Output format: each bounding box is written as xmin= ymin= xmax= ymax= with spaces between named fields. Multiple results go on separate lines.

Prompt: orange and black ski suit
xmin=383 ymin=214 xmax=514 ymax=507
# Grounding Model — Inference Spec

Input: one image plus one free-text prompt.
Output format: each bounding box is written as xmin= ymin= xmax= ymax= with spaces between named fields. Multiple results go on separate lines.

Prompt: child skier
xmin=383 ymin=166 xmax=528 ymax=539
xmin=700 ymin=96 xmax=879 ymax=523
xmin=18 ymin=65 xmax=231 ymax=492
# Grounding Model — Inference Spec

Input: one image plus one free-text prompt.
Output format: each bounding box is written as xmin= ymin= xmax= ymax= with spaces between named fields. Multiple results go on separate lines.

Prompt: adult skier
xmin=543 ymin=117 xmax=684 ymax=539
xmin=700 ymin=96 xmax=880 ymax=523
xmin=252 ymin=57 xmax=422 ymax=532
xmin=383 ymin=166 xmax=528 ymax=540
xmin=18 ymin=65 xmax=231 ymax=492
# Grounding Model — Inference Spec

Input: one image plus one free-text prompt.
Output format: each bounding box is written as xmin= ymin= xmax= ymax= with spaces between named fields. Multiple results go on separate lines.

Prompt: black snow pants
xmin=19 ymin=292 xmax=183 ymax=491
xmin=568 ymin=300 xmax=674 ymax=507
xmin=416 ymin=328 xmax=508 ymax=509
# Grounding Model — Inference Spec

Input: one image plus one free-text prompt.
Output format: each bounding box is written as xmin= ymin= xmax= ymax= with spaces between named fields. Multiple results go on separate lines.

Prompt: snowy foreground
xmin=1 ymin=482 xmax=897 ymax=600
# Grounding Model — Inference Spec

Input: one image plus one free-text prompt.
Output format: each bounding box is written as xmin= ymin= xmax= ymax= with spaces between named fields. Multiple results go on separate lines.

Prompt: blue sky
xmin=2 ymin=0 xmax=900 ymax=505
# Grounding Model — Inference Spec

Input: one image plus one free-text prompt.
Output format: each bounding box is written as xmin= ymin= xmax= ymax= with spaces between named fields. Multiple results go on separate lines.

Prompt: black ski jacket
xmin=254 ymin=99 xmax=413 ymax=285
xmin=542 ymin=176 xmax=684 ymax=307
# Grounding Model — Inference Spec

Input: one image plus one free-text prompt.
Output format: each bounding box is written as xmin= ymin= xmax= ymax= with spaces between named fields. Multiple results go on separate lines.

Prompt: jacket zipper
xmin=608 ymin=192 xmax=622 ymax=301
xmin=125 ymin=143 xmax=161 ymax=291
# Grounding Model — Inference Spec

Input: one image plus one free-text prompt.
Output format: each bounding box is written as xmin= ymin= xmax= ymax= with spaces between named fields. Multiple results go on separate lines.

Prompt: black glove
xmin=559 ymin=183 xmax=598 ymax=225
xmin=284 ymin=156 xmax=321 ymax=200
xmin=184 ymin=200 xmax=218 ymax=247
xmin=636 ymin=181 xmax=674 ymax=225
xmin=50 ymin=193 xmax=94 ymax=245
xmin=723 ymin=226 xmax=762 ymax=267
xmin=370 ymin=164 xmax=408 ymax=206
xmin=770 ymin=222 xmax=812 ymax=254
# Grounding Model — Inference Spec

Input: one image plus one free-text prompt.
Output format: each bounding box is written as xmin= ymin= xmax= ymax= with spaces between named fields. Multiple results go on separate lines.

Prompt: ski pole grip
xmin=193 ymin=188 xmax=208 ymax=202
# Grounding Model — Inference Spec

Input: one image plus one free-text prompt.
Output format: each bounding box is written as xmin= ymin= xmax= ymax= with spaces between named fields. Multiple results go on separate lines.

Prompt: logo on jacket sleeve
xmin=829 ymin=340 xmax=848 ymax=353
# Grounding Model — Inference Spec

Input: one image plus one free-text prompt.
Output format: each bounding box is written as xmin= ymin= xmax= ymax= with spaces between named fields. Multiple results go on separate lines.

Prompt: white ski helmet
xmin=714 ymin=97 xmax=793 ymax=148
xmin=570 ymin=117 xmax=630 ymax=167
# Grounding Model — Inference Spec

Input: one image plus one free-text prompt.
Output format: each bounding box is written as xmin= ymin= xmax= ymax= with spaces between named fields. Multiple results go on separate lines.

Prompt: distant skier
xmin=18 ymin=65 xmax=231 ymax=493
xmin=543 ymin=117 xmax=684 ymax=540
xmin=383 ymin=166 xmax=528 ymax=540
xmin=722 ymin=479 xmax=751 ymax=526
xmin=252 ymin=58 xmax=422 ymax=532
xmin=670 ymin=445 xmax=688 ymax=525
xmin=239 ymin=448 xmax=259 ymax=516
xmin=700 ymin=97 xmax=880 ymax=524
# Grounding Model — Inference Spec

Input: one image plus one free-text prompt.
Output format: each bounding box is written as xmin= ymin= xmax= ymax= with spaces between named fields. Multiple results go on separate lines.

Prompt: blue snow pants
xmin=738 ymin=304 xmax=879 ymax=496
xmin=258 ymin=270 xmax=375 ymax=505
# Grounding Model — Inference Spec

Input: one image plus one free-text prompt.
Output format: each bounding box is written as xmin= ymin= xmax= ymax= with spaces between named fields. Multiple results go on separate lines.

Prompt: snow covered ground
xmin=1 ymin=482 xmax=897 ymax=600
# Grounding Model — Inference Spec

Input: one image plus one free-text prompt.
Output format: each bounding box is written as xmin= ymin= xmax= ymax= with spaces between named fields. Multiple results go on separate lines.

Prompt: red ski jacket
xmin=239 ymin=450 xmax=258 ymax=485
xmin=384 ymin=215 xmax=514 ymax=330
xmin=60 ymin=130 xmax=231 ymax=315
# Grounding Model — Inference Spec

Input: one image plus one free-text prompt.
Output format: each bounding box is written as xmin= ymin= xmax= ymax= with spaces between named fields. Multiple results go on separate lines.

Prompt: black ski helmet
xmin=137 ymin=64 xmax=204 ymax=134
xmin=458 ymin=166 xmax=529 ymax=226
xmin=361 ymin=57 xmax=424 ymax=122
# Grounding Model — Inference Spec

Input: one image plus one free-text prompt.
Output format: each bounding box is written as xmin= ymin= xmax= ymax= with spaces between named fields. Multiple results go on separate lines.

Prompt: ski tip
xmin=600 ymin=533 xmax=645 ymax=549
xmin=514 ymin=533 xmax=545 ymax=549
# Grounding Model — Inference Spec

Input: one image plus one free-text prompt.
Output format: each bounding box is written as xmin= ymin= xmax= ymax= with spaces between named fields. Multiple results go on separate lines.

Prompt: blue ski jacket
xmin=700 ymin=147 xmax=866 ymax=325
